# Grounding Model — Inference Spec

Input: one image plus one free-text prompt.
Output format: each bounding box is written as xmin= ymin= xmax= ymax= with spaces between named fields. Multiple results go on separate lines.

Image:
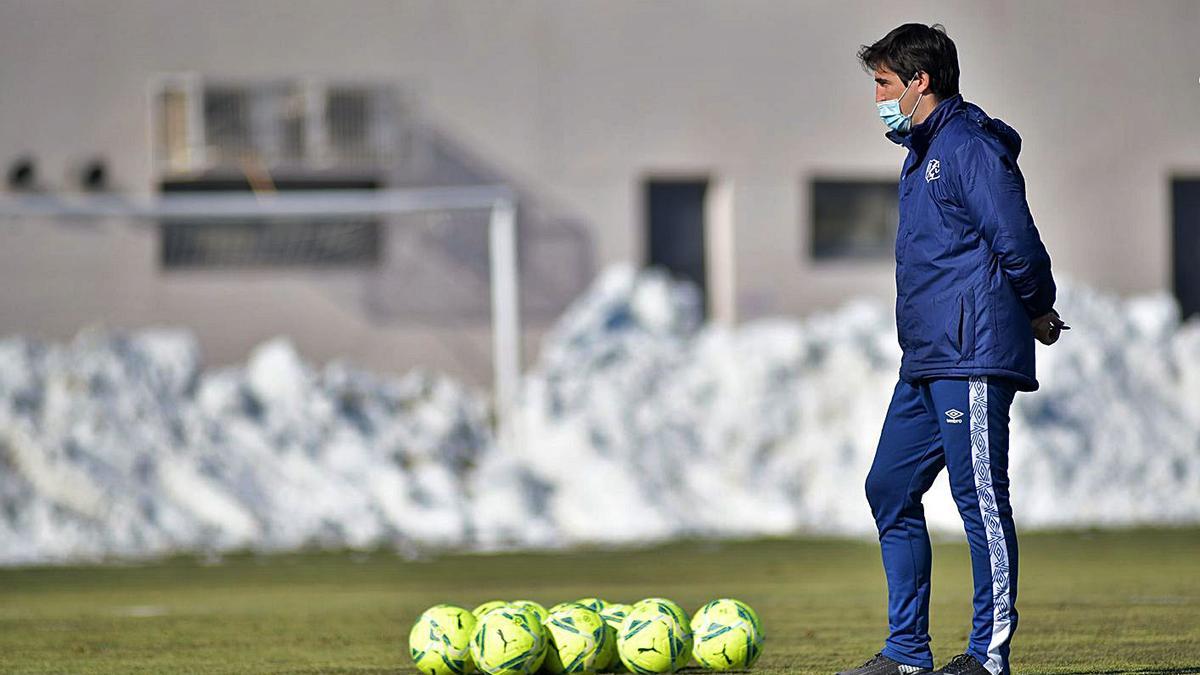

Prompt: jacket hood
xmin=963 ymin=101 xmax=1023 ymax=160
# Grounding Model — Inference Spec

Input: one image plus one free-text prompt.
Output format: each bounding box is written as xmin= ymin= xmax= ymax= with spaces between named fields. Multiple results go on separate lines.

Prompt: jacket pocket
xmin=946 ymin=286 xmax=976 ymax=361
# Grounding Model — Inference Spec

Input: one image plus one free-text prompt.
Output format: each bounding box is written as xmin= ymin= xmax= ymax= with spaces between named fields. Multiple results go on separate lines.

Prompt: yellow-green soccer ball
xmin=473 ymin=600 xmax=509 ymax=619
xmin=632 ymin=599 xmax=689 ymax=630
xmin=617 ymin=602 xmax=690 ymax=673
xmin=542 ymin=604 xmax=611 ymax=673
xmin=630 ymin=599 xmax=692 ymax=665
xmin=594 ymin=628 xmax=619 ymax=672
xmin=690 ymin=599 xmax=765 ymax=670
xmin=549 ymin=601 xmax=586 ymax=614
xmin=600 ymin=604 xmax=632 ymax=630
xmin=509 ymin=600 xmax=549 ymax=624
xmin=573 ymin=597 xmax=609 ymax=613
xmin=470 ymin=606 xmax=548 ymax=675
xmin=596 ymin=604 xmax=631 ymax=671
xmin=410 ymin=604 xmax=478 ymax=675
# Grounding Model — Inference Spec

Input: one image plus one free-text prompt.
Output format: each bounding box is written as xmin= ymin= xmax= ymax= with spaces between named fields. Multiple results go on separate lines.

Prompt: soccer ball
xmin=594 ymin=627 xmax=619 ymax=672
xmin=617 ymin=602 xmax=691 ymax=673
xmin=470 ymin=606 xmax=548 ymax=675
xmin=509 ymin=600 xmax=549 ymax=624
xmin=473 ymin=600 xmax=509 ymax=619
xmin=595 ymin=604 xmax=630 ymax=672
xmin=410 ymin=604 xmax=478 ymax=675
xmin=631 ymin=599 xmax=689 ymax=631
xmin=597 ymin=600 xmax=633 ymax=662
xmin=542 ymin=604 xmax=611 ymax=673
xmin=630 ymin=599 xmax=692 ymax=665
xmin=690 ymin=599 xmax=765 ymax=670
xmin=600 ymin=604 xmax=632 ymax=630
xmin=573 ymin=597 xmax=608 ymax=613
xmin=549 ymin=601 xmax=587 ymax=614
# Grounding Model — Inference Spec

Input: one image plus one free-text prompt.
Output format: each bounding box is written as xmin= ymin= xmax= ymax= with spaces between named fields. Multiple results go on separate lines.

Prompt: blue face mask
xmin=877 ymin=75 xmax=924 ymax=133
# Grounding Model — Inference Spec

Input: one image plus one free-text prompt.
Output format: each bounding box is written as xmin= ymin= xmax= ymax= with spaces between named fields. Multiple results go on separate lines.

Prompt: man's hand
xmin=1032 ymin=309 xmax=1070 ymax=345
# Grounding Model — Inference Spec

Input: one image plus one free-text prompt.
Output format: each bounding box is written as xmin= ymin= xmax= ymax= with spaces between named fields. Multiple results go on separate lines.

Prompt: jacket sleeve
xmin=955 ymin=136 xmax=1057 ymax=319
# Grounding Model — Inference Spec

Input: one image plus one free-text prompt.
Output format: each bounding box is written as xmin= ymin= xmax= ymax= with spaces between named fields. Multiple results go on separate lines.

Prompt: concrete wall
xmin=1 ymin=0 xmax=1196 ymax=382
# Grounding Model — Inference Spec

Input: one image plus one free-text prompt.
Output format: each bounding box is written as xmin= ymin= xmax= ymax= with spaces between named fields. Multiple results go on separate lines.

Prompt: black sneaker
xmin=934 ymin=653 xmax=989 ymax=675
xmin=836 ymin=652 xmax=932 ymax=675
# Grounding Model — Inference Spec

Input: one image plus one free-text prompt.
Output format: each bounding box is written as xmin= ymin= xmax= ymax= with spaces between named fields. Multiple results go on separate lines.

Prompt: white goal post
xmin=0 ymin=185 xmax=523 ymax=452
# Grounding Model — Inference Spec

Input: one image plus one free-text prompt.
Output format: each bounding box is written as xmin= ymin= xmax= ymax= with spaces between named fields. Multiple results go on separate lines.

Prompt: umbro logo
xmin=898 ymin=665 xmax=926 ymax=674
xmin=925 ymin=158 xmax=941 ymax=182
xmin=945 ymin=408 xmax=964 ymax=424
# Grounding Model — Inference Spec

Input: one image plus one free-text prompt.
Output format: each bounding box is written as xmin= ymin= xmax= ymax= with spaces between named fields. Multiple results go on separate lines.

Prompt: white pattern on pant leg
xmin=969 ymin=375 xmax=1011 ymax=675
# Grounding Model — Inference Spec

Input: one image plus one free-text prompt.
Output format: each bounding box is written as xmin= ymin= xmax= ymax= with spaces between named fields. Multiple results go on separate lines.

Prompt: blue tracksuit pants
xmin=866 ymin=376 xmax=1019 ymax=675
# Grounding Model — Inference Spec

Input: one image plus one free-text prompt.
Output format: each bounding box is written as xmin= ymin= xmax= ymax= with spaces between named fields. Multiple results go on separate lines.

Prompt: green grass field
xmin=0 ymin=529 xmax=1197 ymax=674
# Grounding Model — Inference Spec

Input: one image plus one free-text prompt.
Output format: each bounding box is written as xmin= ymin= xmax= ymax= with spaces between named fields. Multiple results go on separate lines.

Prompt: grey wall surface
xmin=1 ymin=0 xmax=1196 ymax=383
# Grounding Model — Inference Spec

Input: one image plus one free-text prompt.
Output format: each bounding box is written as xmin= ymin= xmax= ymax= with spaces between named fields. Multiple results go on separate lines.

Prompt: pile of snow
xmin=509 ymin=267 xmax=1200 ymax=540
xmin=1 ymin=266 xmax=1198 ymax=563
xmin=0 ymin=332 xmax=542 ymax=564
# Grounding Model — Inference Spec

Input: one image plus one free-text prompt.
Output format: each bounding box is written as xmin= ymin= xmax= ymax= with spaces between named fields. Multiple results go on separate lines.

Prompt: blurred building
xmin=0 ymin=0 xmax=1197 ymax=384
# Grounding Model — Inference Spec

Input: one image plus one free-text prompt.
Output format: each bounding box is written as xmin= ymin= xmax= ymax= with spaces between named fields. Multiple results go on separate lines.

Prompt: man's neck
xmin=911 ymin=95 xmax=943 ymax=127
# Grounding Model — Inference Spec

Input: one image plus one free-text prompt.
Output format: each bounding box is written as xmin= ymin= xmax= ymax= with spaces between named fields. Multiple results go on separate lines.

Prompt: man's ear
xmin=915 ymin=71 xmax=933 ymax=95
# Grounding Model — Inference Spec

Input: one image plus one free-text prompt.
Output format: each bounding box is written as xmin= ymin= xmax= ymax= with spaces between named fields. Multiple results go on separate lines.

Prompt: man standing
xmin=836 ymin=24 xmax=1068 ymax=675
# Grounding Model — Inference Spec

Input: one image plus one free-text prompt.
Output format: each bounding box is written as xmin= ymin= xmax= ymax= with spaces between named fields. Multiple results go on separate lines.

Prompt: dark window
xmin=1173 ymin=178 xmax=1200 ymax=319
xmin=326 ymin=87 xmax=372 ymax=159
xmin=810 ymin=179 xmax=899 ymax=260
xmin=645 ymin=178 xmax=708 ymax=316
xmin=203 ymin=87 xmax=251 ymax=163
xmin=159 ymin=177 xmax=381 ymax=269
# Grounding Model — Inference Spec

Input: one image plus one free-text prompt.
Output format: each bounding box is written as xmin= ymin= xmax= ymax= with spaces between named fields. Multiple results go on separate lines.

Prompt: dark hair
xmin=857 ymin=23 xmax=960 ymax=99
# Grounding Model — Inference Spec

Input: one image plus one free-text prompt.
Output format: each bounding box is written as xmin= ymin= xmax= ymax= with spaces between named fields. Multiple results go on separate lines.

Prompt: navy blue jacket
xmin=887 ymin=94 xmax=1056 ymax=392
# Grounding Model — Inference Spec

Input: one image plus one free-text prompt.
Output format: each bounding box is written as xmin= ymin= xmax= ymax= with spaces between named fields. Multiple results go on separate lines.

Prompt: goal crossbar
xmin=0 ymin=185 xmax=523 ymax=453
